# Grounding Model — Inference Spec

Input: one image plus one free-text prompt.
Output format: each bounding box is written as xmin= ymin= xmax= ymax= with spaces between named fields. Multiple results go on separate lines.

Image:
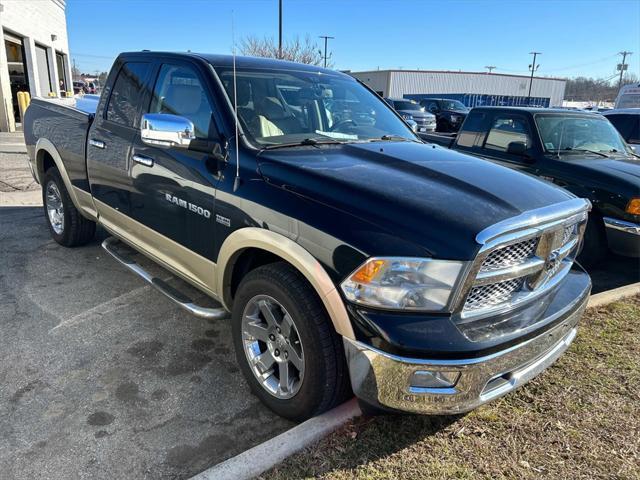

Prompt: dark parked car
xmin=384 ymin=98 xmax=436 ymax=133
xmin=72 ymin=81 xmax=88 ymax=95
xmin=420 ymin=98 xmax=470 ymax=132
xmin=602 ymin=109 xmax=640 ymax=153
xmin=423 ymin=107 xmax=640 ymax=262
xmin=24 ymin=52 xmax=591 ymax=421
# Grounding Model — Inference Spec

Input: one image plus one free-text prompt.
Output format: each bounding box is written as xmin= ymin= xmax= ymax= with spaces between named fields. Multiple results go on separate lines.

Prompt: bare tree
xmin=239 ymin=35 xmax=328 ymax=66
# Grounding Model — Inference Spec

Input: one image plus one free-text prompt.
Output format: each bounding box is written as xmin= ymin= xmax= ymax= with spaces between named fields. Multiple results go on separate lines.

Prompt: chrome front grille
xmin=480 ymin=238 xmax=538 ymax=272
xmin=459 ymin=201 xmax=590 ymax=319
xmin=464 ymin=278 xmax=525 ymax=311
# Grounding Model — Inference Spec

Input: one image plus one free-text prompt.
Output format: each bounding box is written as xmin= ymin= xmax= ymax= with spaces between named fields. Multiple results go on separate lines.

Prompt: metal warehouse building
xmin=350 ymin=70 xmax=566 ymax=108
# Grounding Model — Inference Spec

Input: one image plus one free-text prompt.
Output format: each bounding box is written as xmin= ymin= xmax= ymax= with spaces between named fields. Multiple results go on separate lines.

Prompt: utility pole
xmin=484 ymin=65 xmax=496 ymax=73
xmin=319 ymin=35 xmax=334 ymax=68
xmin=278 ymin=0 xmax=283 ymax=59
xmin=617 ymin=51 xmax=632 ymax=89
xmin=527 ymin=51 xmax=541 ymax=105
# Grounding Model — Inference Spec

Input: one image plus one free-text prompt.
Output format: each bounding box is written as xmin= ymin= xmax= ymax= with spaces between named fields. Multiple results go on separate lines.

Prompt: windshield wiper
xmin=377 ymin=135 xmax=420 ymax=143
xmin=553 ymin=148 xmax=610 ymax=158
xmin=262 ymin=137 xmax=345 ymax=150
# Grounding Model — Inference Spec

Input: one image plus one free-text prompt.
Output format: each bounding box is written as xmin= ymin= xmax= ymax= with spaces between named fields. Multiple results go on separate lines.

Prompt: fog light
xmin=410 ymin=370 xmax=460 ymax=389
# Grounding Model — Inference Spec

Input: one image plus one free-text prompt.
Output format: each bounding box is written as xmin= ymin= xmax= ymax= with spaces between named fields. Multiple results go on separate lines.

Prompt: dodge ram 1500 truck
xmin=423 ymin=107 xmax=640 ymax=264
xmin=24 ymin=52 xmax=591 ymax=421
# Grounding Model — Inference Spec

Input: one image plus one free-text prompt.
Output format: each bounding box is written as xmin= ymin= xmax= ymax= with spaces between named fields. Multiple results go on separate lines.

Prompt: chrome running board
xmin=101 ymin=236 xmax=228 ymax=320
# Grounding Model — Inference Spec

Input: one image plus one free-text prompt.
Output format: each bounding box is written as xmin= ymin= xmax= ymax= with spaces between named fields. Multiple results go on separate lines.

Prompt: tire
xmin=42 ymin=168 xmax=96 ymax=247
xmin=577 ymin=213 xmax=606 ymax=268
xmin=232 ymin=262 xmax=351 ymax=421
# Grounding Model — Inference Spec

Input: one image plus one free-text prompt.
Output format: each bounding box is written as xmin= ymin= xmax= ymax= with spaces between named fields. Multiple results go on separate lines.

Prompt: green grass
xmin=265 ymin=295 xmax=640 ymax=480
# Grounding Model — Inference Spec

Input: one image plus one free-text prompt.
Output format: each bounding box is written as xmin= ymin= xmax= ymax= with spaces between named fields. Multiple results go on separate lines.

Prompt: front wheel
xmin=42 ymin=168 xmax=96 ymax=247
xmin=232 ymin=262 xmax=351 ymax=421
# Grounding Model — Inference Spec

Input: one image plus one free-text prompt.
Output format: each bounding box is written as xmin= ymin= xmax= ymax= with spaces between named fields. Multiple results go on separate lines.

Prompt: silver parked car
xmin=384 ymin=98 xmax=436 ymax=133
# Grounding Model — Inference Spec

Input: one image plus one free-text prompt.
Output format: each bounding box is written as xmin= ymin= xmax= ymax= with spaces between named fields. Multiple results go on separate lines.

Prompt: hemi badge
xmin=216 ymin=214 xmax=231 ymax=227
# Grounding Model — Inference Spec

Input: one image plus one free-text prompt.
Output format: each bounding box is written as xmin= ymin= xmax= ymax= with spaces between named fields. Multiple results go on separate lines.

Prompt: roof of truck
xmin=120 ymin=51 xmax=347 ymax=76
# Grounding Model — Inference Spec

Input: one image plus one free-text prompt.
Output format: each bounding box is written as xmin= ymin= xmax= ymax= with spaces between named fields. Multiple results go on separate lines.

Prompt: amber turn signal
xmin=351 ymin=259 xmax=386 ymax=283
xmin=626 ymin=198 xmax=640 ymax=215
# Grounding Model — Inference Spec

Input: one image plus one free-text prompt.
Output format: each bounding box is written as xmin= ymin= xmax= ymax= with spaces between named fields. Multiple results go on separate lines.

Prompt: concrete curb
xmin=587 ymin=282 xmax=640 ymax=308
xmin=190 ymin=398 xmax=361 ymax=480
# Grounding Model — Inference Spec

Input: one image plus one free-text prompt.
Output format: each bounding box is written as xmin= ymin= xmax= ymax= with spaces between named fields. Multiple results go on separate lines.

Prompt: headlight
xmin=450 ymin=114 xmax=461 ymax=123
xmin=340 ymin=257 xmax=465 ymax=311
xmin=401 ymin=113 xmax=414 ymax=121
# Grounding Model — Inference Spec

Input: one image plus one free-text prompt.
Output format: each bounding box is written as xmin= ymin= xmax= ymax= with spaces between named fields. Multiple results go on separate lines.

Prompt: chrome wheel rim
xmin=45 ymin=181 xmax=64 ymax=235
xmin=241 ymin=294 xmax=305 ymax=399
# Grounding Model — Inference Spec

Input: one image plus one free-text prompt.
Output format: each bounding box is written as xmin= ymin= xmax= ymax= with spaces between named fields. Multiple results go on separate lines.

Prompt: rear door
xmin=128 ymin=59 xmax=225 ymax=262
xmin=87 ymin=60 xmax=152 ymax=216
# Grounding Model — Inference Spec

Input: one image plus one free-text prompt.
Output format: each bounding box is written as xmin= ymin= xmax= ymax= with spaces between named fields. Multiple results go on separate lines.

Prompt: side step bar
xmin=101 ymin=236 xmax=228 ymax=320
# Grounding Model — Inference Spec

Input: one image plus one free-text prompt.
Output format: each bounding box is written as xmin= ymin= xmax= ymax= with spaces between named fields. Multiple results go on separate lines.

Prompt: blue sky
xmin=67 ymin=0 xmax=639 ymax=80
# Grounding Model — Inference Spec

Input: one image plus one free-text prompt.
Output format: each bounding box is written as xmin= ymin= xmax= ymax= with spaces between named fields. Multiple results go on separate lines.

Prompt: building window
xmin=35 ymin=44 xmax=53 ymax=96
xmin=56 ymin=52 xmax=68 ymax=95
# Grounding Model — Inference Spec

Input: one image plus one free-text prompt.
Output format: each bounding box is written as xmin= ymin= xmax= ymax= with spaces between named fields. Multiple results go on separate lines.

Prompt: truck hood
xmin=258 ymin=141 xmax=574 ymax=260
xmin=566 ymin=156 xmax=640 ymax=181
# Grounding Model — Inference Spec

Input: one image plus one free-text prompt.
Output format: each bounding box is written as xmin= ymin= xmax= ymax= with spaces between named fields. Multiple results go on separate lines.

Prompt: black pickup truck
xmin=24 ymin=52 xmax=591 ymax=421
xmin=423 ymin=107 xmax=640 ymax=263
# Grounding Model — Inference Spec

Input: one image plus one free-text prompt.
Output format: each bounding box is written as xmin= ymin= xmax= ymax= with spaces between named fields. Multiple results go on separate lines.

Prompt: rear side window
xmin=606 ymin=115 xmax=640 ymax=142
xmin=484 ymin=115 xmax=531 ymax=152
xmin=456 ymin=111 xmax=487 ymax=148
xmin=105 ymin=62 xmax=151 ymax=127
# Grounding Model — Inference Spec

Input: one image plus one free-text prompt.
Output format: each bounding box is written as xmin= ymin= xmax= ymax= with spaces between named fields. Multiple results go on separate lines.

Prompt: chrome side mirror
xmin=141 ymin=113 xmax=195 ymax=149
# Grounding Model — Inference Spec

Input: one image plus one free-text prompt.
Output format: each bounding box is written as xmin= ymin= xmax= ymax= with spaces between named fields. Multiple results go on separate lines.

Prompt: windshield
xmin=617 ymin=94 xmax=640 ymax=109
xmin=440 ymin=100 xmax=467 ymax=111
xmin=392 ymin=100 xmax=424 ymax=111
xmin=215 ymin=67 xmax=417 ymax=147
xmin=535 ymin=114 xmax=629 ymax=154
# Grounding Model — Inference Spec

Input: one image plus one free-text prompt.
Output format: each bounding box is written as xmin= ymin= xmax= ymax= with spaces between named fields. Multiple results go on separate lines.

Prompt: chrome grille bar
xmin=453 ymin=198 xmax=591 ymax=320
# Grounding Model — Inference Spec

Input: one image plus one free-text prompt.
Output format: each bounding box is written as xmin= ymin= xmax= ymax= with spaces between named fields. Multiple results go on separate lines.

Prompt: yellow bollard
xmin=16 ymin=91 xmax=31 ymax=123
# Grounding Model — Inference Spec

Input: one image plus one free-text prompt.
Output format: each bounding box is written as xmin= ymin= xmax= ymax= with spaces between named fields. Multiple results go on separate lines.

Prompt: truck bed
xmin=23 ymin=97 xmax=95 ymax=191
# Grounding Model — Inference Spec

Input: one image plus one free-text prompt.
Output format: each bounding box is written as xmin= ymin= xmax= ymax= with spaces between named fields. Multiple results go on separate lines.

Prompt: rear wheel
xmin=42 ymin=168 xmax=96 ymax=247
xmin=232 ymin=262 xmax=351 ymax=421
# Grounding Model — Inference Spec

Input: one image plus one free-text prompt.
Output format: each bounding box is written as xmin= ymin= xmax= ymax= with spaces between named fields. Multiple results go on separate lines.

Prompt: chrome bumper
xmin=344 ymin=287 xmax=589 ymax=415
xmin=603 ymin=217 xmax=640 ymax=257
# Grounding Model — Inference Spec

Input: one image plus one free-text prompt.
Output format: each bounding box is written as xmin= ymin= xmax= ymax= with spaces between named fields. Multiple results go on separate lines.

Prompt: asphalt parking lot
xmin=0 ymin=206 xmax=293 ymax=479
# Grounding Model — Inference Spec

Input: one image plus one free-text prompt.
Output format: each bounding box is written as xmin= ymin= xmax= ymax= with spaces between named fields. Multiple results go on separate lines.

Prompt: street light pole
xmin=278 ymin=0 xmax=283 ymax=59
xmin=319 ymin=35 xmax=334 ymax=68
xmin=527 ymin=51 xmax=541 ymax=105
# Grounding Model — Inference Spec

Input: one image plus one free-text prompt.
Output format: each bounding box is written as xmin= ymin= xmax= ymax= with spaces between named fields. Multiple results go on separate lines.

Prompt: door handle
xmin=132 ymin=154 xmax=154 ymax=167
xmin=89 ymin=138 xmax=105 ymax=149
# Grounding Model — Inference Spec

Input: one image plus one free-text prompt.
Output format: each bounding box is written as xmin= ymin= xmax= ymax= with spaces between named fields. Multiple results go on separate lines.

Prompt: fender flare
xmin=35 ymin=138 xmax=97 ymax=220
xmin=217 ymin=227 xmax=355 ymax=339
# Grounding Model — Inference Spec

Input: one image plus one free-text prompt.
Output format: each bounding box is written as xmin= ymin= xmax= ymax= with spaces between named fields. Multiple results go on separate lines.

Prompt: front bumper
xmin=343 ymin=276 xmax=590 ymax=415
xmin=603 ymin=217 xmax=640 ymax=257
